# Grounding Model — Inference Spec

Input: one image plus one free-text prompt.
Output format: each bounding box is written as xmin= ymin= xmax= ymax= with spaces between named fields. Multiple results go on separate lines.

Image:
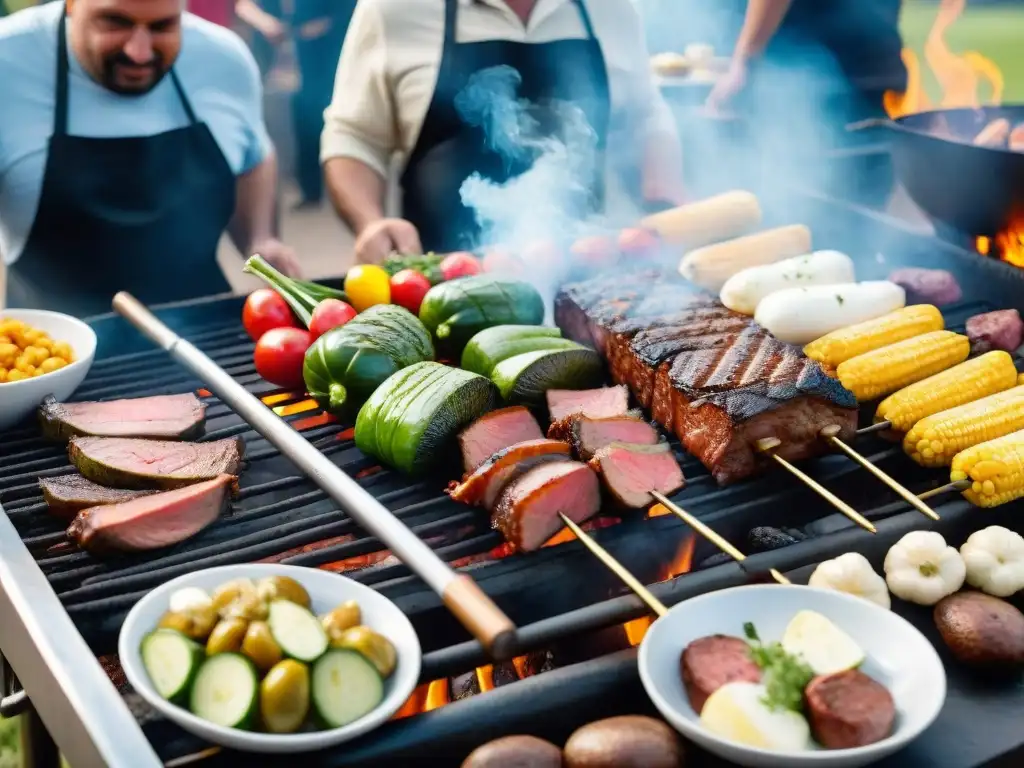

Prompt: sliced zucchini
xmin=311 ymin=649 xmax=385 ymax=729
xmin=140 ymin=628 xmax=204 ymax=704
xmin=490 ymin=348 xmax=605 ymax=406
xmin=189 ymin=653 xmax=259 ymax=729
xmin=267 ymin=599 xmax=329 ymax=662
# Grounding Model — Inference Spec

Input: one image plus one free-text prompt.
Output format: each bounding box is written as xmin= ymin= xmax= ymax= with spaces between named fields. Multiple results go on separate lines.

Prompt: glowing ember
xmin=392 ymin=684 xmax=428 ymax=720
xmin=196 ymin=388 xmax=212 ymax=398
xmin=355 ymin=466 xmax=383 ymax=480
xmin=475 ymin=665 xmax=495 ymax=693
xmin=623 ymin=617 xmax=653 ymax=646
xmin=261 ymin=392 xmax=297 ymax=406
xmin=666 ymin=535 xmax=696 ymax=580
xmin=423 ymin=679 xmax=450 ymax=711
xmin=272 ymin=398 xmax=318 ymax=417
xmin=291 ymin=412 xmax=335 ymax=431
xmin=319 ymin=551 xmax=395 ymax=573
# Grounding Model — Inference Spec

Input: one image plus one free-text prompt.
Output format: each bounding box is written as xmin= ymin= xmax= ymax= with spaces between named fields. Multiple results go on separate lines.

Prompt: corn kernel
xmin=5 ymin=370 xmax=27 ymax=382
xmin=837 ymin=330 xmax=970 ymax=402
xmin=951 ymin=429 xmax=1024 ymax=508
xmin=38 ymin=357 xmax=67 ymax=374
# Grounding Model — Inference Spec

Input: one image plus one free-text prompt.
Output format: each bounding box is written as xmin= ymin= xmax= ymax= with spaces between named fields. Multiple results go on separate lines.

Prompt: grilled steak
xmin=681 ymin=635 xmax=762 ymax=714
xmin=569 ymin=414 xmax=661 ymax=460
xmin=67 ymin=474 xmax=235 ymax=553
xmin=69 ymin=436 xmax=245 ymax=490
xmin=39 ymin=474 xmax=157 ymax=520
xmin=458 ymin=407 xmax=543 ymax=473
xmin=546 ymin=385 xmax=629 ymax=426
xmin=555 ymin=271 xmax=858 ymax=484
xmin=588 ymin=442 xmax=684 ymax=508
xmin=448 ymin=439 xmax=571 ymax=508
xmin=805 ymin=669 xmax=895 ymax=749
xmin=39 ymin=393 xmax=206 ymax=443
xmin=491 ymin=460 xmax=600 ymax=552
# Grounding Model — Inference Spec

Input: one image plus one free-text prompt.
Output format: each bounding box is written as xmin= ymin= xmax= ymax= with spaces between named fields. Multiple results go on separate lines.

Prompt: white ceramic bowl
xmin=119 ymin=564 xmax=422 ymax=753
xmin=0 ymin=309 xmax=97 ymax=431
xmin=638 ymin=584 xmax=946 ymax=768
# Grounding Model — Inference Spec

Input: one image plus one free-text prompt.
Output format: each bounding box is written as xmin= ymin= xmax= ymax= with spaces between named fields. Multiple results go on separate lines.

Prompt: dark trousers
xmin=292 ymin=31 xmax=344 ymax=203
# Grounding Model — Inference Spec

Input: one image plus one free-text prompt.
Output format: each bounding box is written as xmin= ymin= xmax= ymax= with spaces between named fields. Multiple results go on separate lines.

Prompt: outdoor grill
xmin=4 ymin=188 xmax=1024 ymax=768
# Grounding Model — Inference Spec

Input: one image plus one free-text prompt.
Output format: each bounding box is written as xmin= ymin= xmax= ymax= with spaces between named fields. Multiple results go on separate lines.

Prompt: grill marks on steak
xmin=68 ymin=436 xmax=245 ymax=490
xmin=448 ymin=439 xmax=571 ymax=508
xmin=457 ymin=407 xmax=543 ymax=473
xmin=67 ymin=474 xmax=236 ymax=553
xmin=39 ymin=474 xmax=157 ymax=520
xmin=556 ymin=272 xmax=858 ymax=484
xmin=588 ymin=443 xmax=684 ymax=508
xmin=39 ymin=393 xmax=206 ymax=442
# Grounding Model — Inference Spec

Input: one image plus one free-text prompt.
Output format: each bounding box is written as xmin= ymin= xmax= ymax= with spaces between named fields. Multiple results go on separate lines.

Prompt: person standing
xmin=0 ymin=0 xmax=300 ymax=316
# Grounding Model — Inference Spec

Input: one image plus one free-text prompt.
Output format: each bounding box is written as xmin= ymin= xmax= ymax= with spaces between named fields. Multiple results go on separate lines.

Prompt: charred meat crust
xmin=447 ymin=438 xmax=571 ymax=507
xmin=39 ymin=474 xmax=158 ymax=520
xmin=67 ymin=436 xmax=245 ymax=490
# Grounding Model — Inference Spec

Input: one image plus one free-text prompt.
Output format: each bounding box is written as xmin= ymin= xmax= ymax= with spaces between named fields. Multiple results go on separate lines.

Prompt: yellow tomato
xmin=344 ymin=265 xmax=391 ymax=312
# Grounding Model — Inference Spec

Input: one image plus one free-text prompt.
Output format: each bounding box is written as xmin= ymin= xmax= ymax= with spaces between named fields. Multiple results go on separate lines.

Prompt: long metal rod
xmin=113 ymin=292 xmax=518 ymax=659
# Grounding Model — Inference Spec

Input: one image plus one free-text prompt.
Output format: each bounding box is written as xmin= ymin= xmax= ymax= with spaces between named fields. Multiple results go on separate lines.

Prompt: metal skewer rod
xmin=918 ymin=479 xmax=971 ymax=501
xmin=112 ymin=292 xmax=518 ymax=659
xmin=820 ymin=425 xmax=940 ymax=521
xmin=558 ymin=514 xmax=668 ymax=617
xmin=755 ymin=437 xmax=877 ymax=533
xmin=856 ymin=420 xmax=892 ymax=436
xmin=649 ymin=492 xmax=790 ymax=584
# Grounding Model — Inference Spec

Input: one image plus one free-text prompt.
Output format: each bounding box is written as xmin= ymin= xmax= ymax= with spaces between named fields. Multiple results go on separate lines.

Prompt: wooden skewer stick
xmin=650 ymin=492 xmax=790 ymax=584
xmin=559 ymin=514 xmax=669 ymax=617
xmin=820 ymin=425 xmax=940 ymax=521
xmin=918 ymin=479 xmax=971 ymax=501
xmin=755 ymin=437 xmax=877 ymax=533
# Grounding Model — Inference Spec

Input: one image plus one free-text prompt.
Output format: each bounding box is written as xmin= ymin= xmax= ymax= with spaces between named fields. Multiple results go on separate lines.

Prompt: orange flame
xmin=977 ymin=220 xmax=1024 ymax=268
xmin=272 ymin=398 xmax=318 ymax=416
xmin=475 ymin=665 xmax=496 ymax=693
xmin=261 ymin=392 xmax=297 ymax=405
xmin=423 ymin=679 xmax=450 ymax=711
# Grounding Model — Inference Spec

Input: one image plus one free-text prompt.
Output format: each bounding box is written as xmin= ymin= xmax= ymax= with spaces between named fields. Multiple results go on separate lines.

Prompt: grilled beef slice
xmin=546 ymin=385 xmax=630 ymax=426
xmin=67 ymin=474 xmax=236 ymax=553
xmin=39 ymin=474 xmax=157 ymax=520
xmin=555 ymin=272 xmax=858 ymax=485
xmin=68 ymin=436 xmax=245 ymax=490
xmin=40 ymin=393 xmax=206 ymax=443
xmin=491 ymin=460 xmax=600 ymax=552
xmin=569 ymin=414 xmax=661 ymax=461
xmin=457 ymin=406 xmax=543 ymax=473
xmin=588 ymin=442 xmax=684 ymax=508
xmin=448 ymin=438 xmax=571 ymax=508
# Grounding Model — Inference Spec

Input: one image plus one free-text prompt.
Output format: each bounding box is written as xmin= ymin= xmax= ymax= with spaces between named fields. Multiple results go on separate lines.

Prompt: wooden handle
xmin=442 ymin=575 xmax=518 ymax=661
xmin=111 ymin=292 xmax=179 ymax=350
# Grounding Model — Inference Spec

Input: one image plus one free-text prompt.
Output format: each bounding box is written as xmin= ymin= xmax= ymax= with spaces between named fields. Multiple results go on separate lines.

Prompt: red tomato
xmin=618 ymin=227 xmax=661 ymax=259
xmin=570 ymin=235 xmax=618 ymax=268
xmin=389 ymin=269 xmax=432 ymax=314
xmin=309 ymin=299 xmax=357 ymax=341
xmin=481 ymin=249 xmax=524 ymax=276
xmin=253 ymin=327 xmax=311 ymax=389
xmin=242 ymin=289 xmax=297 ymax=341
xmin=440 ymin=251 xmax=482 ymax=280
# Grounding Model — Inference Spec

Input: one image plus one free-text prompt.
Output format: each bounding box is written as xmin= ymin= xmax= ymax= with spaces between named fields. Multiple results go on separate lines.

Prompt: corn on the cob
xmin=951 ymin=428 xmax=1024 ymax=507
xmin=803 ymin=304 xmax=944 ymax=367
xmin=903 ymin=384 xmax=1024 ymax=467
xmin=677 ymin=225 xmax=811 ymax=292
xmin=835 ymin=330 xmax=970 ymax=402
xmin=875 ymin=350 xmax=1018 ymax=432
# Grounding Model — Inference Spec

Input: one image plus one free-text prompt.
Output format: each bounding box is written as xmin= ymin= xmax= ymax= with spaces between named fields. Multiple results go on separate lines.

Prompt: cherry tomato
xmin=242 ymin=289 xmax=297 ymax=342
xmin=618 ymin=227 xmax=661 ymax=259
xmin=570 ymin=235 xmax=618 ymax=269
xmin=481 ymin=249 xmax=524 ymax=276
xmin=389 ymin=269 xmax=432 ymax=314
xmin=254 ymin=327 xmax=311 ymax=389
xmin=440 ymin=252 xmax=482 ymax=280
xmin=309 ymin=299 xmax=357 ymax=341
xmin=344 ymin=265 xmax=391 ymax=312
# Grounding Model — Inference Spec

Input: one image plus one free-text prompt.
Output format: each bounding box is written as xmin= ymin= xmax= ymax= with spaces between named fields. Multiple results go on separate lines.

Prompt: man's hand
xmin=354 ymin=219 xmax=422 ymax=265
xmin=706 ymin=58 xmax=749 ymax=114
xmin=253 ymin=239 xmax=303 ymax=278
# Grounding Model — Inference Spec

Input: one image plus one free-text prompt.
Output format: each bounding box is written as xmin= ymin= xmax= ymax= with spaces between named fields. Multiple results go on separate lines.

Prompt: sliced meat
xmin=491 ymin=460 xmax=600 ymax=552
xmin=804 ymin=669 xmax=895 ymax=749
xmin=39 ymin=474 xmax=157 ymax=520
xmin=588 ymin=443 xmax=684 ymax=508
xmin=68 ymin=436 xmax=245 ymax=490
xmin=457 ymin=407 xmax=543 ymax=473
xmin=569 ymin=414 xmax=661 ymax=460
xmin=448 ymin=439 xmax=571 ymax=508
xmin=546 ymin=385 xmax=629 ymax=424
xmin=67 ymin=474 xmax=236 ymax=553
xmin=680 ymin=635 xmax=762 ymax=714
xmin=966 ymin=309 xmax=1024 ymax=354
xmin=39 ymin=393 xmax=206 ymax=443
xmin=888 ymin=267 xmax=962 ymax=307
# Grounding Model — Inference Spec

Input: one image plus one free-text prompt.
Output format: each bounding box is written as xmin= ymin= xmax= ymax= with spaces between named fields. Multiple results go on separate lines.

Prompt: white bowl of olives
xmin=118 ymin=564 xmax=422 ymax=753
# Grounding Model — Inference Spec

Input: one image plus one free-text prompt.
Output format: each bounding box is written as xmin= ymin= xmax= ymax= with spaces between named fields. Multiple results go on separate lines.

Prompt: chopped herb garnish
xmin=836 ymin=294 xmax=845 ymax=305
xmin=743 ymin=622 xmax=814 ymax=713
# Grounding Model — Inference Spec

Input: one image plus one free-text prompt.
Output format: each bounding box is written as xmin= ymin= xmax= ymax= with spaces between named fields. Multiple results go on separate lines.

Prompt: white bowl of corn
xmin=0 ymin=310 xmax=96 ymax=431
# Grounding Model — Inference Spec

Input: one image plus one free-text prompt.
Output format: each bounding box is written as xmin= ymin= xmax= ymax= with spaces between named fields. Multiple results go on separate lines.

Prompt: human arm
xmin=235 ymin=0 xmax=286 ymax=43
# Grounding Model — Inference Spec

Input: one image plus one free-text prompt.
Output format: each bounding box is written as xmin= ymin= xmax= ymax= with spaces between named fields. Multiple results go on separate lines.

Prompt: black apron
xmin=6 ymin=11 xmax=236 ymax=318
xmin=400 ymin=0 xmax=611 ymax=254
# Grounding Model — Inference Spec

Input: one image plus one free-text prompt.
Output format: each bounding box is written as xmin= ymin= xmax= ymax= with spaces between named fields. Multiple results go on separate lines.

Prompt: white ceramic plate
xmin=638 ymin=584 xmax=945 ymax=768
xmin=0 ymin=309 xmax=96 ymax=431
xmin=119 ymin=564 xmax=422 ymax=753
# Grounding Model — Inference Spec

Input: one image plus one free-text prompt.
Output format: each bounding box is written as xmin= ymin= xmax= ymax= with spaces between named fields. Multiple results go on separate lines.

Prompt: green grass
xmin=899 ymin=0 xmax=1024 ymax=104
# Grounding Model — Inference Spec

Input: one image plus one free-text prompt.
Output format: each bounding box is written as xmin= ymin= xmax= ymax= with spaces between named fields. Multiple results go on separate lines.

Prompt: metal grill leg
xmin=20 ymin=707 xmax=60 ymax=768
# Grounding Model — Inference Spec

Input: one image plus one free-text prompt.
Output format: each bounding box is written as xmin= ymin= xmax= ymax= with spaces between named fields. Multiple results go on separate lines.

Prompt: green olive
xmin=220 ymin=591 xmax=269 ymax=622
xmin=256 ymin=576 xmax=311 ymax=608
xmin=321 ymin=601 xmax=362 ymax=645
xmin=157 ymin=605 xmax=218 ymax=642
xmin=260 ymin=660 xmax=310 ymax=734
xmin=205 ymin=618 xmax=249 ymax=655
xmin=336 ymin=626 xmax=397 ymax=678
xmin=210 ymin=578 xmax=258 ymax=616
xmin=241 ymin=621 xmax=283 ymax=672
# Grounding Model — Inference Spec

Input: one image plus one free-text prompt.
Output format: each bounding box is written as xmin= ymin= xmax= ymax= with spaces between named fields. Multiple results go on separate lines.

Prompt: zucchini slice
xmin=491 ymin=348 xmax=606 ymax=405
xmin=461 ymin=325 xmax=582 ymax=378
xmin=267 ymin=599 xmax=329 ymax=662
xmin=311 ymin=649 xmax=384 ymax=729
xmin=189 ymin=653 xmax=259 ymax=729
xmin=140 ymin=629 xmax=204 ymax=703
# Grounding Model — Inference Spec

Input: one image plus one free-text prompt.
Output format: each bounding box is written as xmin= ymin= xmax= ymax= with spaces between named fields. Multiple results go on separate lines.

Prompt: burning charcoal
xmin=966 ymin=309 xmax=1024 ymax=354
xmin=451 ymin=671 xmax=480 ymax=701
xmin=697 ymin=551 xmax=734 ymax=569
xmin=888 ymin=268 xmax=962 ymax=306
xmin=516 ymin=650 xmax=556 ymax=678
xmin=748 ymin=526 xmax=799 ymax=552
xmin=493 ymin=660 xmax=519 ymax=687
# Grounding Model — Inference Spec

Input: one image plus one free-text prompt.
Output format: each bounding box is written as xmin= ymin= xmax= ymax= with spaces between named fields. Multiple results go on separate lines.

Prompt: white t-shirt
xmin=0 ymin=1 xmax=272 ymax=265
